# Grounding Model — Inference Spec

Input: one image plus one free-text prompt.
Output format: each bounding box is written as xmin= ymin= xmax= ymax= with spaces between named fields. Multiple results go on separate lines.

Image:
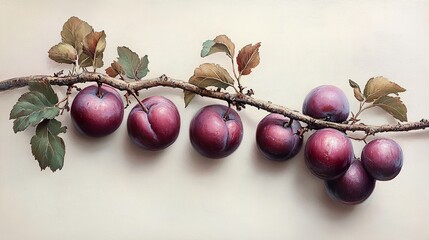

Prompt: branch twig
xmin=1 ymin=72 xmax=428 ymax=134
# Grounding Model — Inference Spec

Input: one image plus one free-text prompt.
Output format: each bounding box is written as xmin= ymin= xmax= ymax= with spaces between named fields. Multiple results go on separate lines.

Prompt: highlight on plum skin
xmin=189 ymin=104 xmax=243 ymax=159
xmin=325 ymin=159 xmax=376 ymax=205
xmin=304 ymin=128 xmax=353 ymax=180
xmin=361 ymin=138 xmax=403 ymax=181
xmin=302 ymin=85 xmax=350 ymax=123
xmin=127 ymin=96 xmax=181 ymax=151
xmin=71 ymin=84 xmax=124 ymax=138
xmin=256 ymin=113 xmax=303 ymax=161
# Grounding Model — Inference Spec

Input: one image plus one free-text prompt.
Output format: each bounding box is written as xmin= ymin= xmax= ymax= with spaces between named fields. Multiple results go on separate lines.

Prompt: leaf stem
xmin=231 ymin=58 xmax=239 ymax=80
xmin=351 ymin=101 xmax=376 ymax=123
xmin=231 ymin=57 xmax=245 ymax=93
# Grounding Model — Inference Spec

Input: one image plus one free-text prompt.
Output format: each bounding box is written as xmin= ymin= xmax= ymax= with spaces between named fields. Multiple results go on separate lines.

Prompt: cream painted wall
xmin=0 ymin=0 xmax=428 ymax=239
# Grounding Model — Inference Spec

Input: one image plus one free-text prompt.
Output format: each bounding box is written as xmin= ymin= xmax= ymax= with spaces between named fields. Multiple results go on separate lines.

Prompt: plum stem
xmin=284 ymin=119 xmax=293 ymax=128
xmin=129 ymin=90 xmax=148 ymax=113
xmin=96 ymin=81 xmax=103 ymax=98
xmin=1 ymin=73 xmax=429 ymax=135
xmin=348 ymin=134 xmax=370 ymax=144
xmin=223 ymin=102 xmax=232 ymax=121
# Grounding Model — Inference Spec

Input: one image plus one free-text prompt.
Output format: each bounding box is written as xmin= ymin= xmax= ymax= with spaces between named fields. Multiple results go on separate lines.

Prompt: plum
xmin=127 ymin=96 xmax=181 ymax=150
xmin=361 ymin=138 xmax=403 ymax=181
xmin=256 ymin=113 xmax=303 ymax=161
xmin=189 ymin=104 xmax=243 ymax=158
xmin=325 ymin=159 xmax=376 ymax=204
xmin=302 ymin=85 xmax=350 ymax=123
xmin=304 ymin=128 xmax=353 ymax=180
xmin=71 ymin=84 xmax=124 ymax=137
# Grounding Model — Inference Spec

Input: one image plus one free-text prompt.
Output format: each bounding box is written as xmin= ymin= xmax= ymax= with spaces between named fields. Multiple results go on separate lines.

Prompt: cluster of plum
xmin=70 ymin=85 xmax=242 ymax=155
xmin=301 ymin=85 xmax=403 ymax=204
xmin=70 ymin=84 xmax=403 ymax=205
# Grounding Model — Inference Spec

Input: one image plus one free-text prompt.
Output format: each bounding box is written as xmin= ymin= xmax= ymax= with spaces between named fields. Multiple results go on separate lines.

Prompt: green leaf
xmin=185 ymin=63 xmax=234 ymax=106
xmin=60 ymin=16 xmax=93 ymax=53
xmin=349 ymin=79 xmax=364 ymax=102
xmin=117 ymin=46 xmax=149 ymax=81
xmin=363 ymin=76 xmax=406 ymax=102
xmin=82 ymin=31 xmax=106 ymax=69
xmin=201 ymin=40 xmax=216 ymax=57
xmin=31 ymin=119 xmax=67 ymax=172
xmin=237 ymin=42 xmax=261 ymax=76
xmin=9 ymin=82 xmax=60 ymax=133
xmin=373 ymin=96 xmax=408 ymax=122
xmin=136 ymin=55 xmax=149 ymax=79
xmin=48 ymin=43 xmax=77 ymax=64
xmin=10 ymin=81 xmax=60 ymax=133
xmin=201 ymin=35 xmax=235 ymax=58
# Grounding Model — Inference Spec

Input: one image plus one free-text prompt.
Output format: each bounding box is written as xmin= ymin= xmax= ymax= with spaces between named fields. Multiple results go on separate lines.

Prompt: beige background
xmin=1 ymin=0 xmax=429 ymax=239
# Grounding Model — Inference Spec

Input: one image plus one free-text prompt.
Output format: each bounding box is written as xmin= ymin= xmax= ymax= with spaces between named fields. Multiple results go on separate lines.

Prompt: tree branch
xmin=1 ymin=72 xmax=429 ymax=134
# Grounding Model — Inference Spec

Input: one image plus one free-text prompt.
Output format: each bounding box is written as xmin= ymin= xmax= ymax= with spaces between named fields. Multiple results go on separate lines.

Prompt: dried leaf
xmin=373 ymin=96 xmax=408 ymax=122
xmin=106 ymin=61 xmax=124 ymax=78
xmin=31 ymin=119 xmax=67 ymax=172
xmin=78 ymin=53 xmax=103 ymax=68
xmin=61 ymin=16 xmax=93 ymax=52
xmin=363 ymin=76 xmax=406 ymax=102
xmin=82 ymin=31 xmax=106 ymax=58
xmin=237 ymin=42 xmax=261 ymax=76
xmin=189 ymin=63 xmax=234 ymax=88
xmin=201 ymin=35 xmax=235 ymax=58
xmin=183 ymin=90 xmax=195 ymax=107
xmin=79 ymin=31 xmax=106 ymax=69
xmin=185 ymin=63 xmax=234 ymax=106
xmin=78 ymin=52 xmax=92 ymax=68
xmin=349 ymin=79 xmax=364 ymax=102
xmin=117 ymin=46 xmax=149 ymax=81
xmin=48 ymin=43 xmax=77 ymax=64
xmin=349 ymin=79 xmax=360 ymax=89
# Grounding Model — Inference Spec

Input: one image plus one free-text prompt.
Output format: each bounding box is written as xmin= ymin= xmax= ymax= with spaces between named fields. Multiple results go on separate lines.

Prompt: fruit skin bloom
xmin=361 ymin=138 xmax=403 ymax=181
xmin=304 ymin=128 xmax=353 ymax=180
xmin=127 ymin=96 xmax=181 ymax=151
xmin=71 ymin=85 xmax=124 ymax=137
xmin=256 ymin=113 xmax=303 ymax=161
xmin=302 ymin=85 xmax=350 ymax=123
xmin=189 ymin=104 xmax=243 ymax=159
xmin=325 ymin=160 xmax=376 ymax=205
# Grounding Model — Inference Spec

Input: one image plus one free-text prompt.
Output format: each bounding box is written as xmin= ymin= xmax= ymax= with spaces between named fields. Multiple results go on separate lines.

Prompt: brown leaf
xmin=48 ymin=43 xmax=77 ymax=64
xmin=373 ymin=96 xmax=408 ymax=122
xmin=61 ymin=16 xmax=93 ymax=52
xmin=363 ymin=76 xmax=406 ymax=102
xmin=349 ymin=79 xmax=364 ymax=102
xmin=201 ymin=35 xmax=235 ymax=58
xmin=183 ymin=90 xmax=195 ymax=107
xmin=106 ymin=61 xmax=124 ymax=78
xmin=78 ymin=52 xmax=92 ymax=68
xmin=189 ymin=63 xmax=235 ymax=89
xmin=82 ymin=31 xmax=106 ymax=58
xmin=185 ymin=63 xmax=234 ymax=106
xmin=237 ymin=42 xmax=261 ymax=76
